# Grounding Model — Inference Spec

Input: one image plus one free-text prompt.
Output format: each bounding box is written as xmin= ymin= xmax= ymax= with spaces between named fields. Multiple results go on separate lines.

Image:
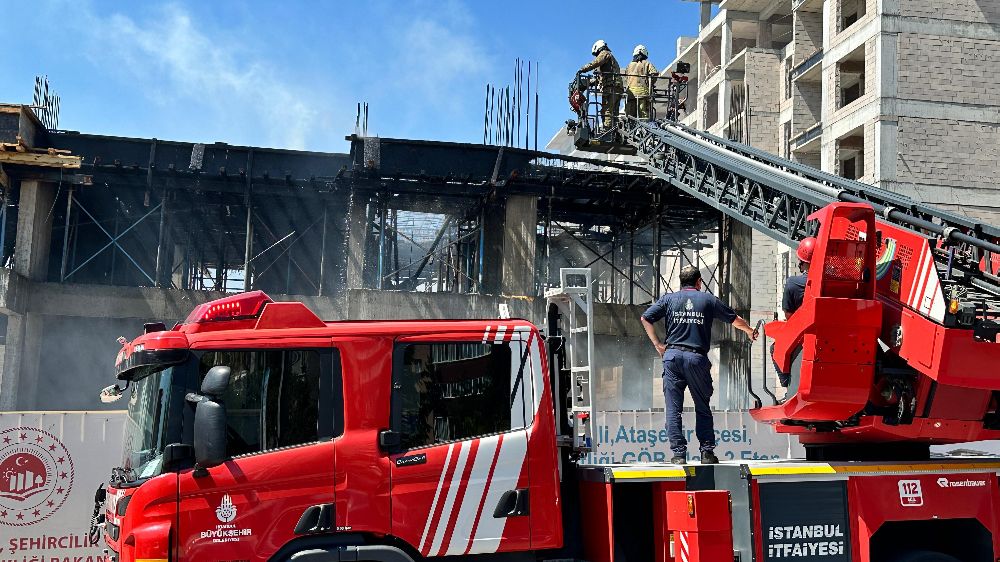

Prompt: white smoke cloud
xmin=69 ymin=2 xmax=330 ymax=150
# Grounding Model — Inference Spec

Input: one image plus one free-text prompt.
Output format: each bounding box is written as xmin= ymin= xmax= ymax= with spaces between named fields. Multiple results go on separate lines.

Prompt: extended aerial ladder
xmin=567 ymin=70 xmax=1000 ymax=457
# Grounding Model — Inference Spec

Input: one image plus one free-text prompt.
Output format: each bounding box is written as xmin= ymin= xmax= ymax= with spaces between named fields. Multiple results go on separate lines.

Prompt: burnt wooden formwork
xmin=1 ymin=131 xmax=718 ymax=303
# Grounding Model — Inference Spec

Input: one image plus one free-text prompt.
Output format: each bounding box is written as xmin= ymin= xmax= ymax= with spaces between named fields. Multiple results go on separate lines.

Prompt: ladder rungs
xmin=571 ymin=366 xmax=590 ymax=372
xmin=570 ymin=327 xmax=589 ymax=333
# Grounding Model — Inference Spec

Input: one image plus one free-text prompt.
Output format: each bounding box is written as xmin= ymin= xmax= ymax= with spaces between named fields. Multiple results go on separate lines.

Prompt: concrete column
xmin=719 ymin=20 xmax=734 ymax=128
xmin=345 ymin=193 xmax=369 ymax=289
xmin=717 ymin=219 xmax=752 ymax=409
xmin=721 ymin=18 xmax=734 ymax=64
xmin=481 ymin=200 xmax=506 ymax=295
xmin=13 ymin=180 xmax=56 ymax=281
xmin=700 ymin=1 xmax=713 ymax=30
xmin=13 ymin=313 xmax=43 ymax=409
xmin=719 ymin=80 xmax=732 ymax=133
xmin=500 ymin=195 xmax=538 ymax=296
xmin=757 ymin=20 xmax=773 ymax=49
xmin=171 ymin=244 xmax=187 ymax=289
xmin=874 ymin=119 xmax=898 ymax=188
xmin=0 ymin=313 xmax=24 ymax=410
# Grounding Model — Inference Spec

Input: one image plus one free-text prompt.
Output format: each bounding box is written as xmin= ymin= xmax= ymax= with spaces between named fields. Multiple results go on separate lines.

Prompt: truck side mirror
xmin=191 ymin=398 xmax=227 ymax=470
xmin=201 ymin=366 xmax=231 ymax=397
xmin=186 ymin=366 xmax=232 ymax=471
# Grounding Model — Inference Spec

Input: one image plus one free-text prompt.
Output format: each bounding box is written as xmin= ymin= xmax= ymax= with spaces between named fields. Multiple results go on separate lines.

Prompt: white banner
xmin=582 ymin=410 xmax=806 ymax=464
xmin=0 ymin=412 xmax=124 ymax=562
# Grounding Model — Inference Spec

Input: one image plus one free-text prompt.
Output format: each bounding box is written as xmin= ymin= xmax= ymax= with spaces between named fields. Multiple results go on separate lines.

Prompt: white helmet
xmin=591 ymin=39 xmax=608 ymax=56
xmin=633 ymin=44 xmax=649 ymax=58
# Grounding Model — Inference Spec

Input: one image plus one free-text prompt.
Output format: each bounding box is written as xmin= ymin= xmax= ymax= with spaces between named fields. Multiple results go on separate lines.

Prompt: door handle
xmin=492 ymin=488 xmax=529 ymax=518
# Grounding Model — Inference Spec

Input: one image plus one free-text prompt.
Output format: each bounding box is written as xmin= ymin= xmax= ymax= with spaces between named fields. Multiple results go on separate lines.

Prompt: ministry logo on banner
xmin=0 ymin=427 xmax=75 ymax=526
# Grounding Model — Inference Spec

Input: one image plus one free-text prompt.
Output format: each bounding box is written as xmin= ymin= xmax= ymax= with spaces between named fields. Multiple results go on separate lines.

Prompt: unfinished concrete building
xmin=652 ymin=0 xmax=1000 ymax=387
xmin=0 ymin=103 xmax=742 ymax=415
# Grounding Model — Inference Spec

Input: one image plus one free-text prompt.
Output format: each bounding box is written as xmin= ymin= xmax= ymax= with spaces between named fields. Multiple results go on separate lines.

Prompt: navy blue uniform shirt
xmin=642 ymin=288 xmax=738 ymax=354
xmin=782 ymin=273 xmax=808 ymax=315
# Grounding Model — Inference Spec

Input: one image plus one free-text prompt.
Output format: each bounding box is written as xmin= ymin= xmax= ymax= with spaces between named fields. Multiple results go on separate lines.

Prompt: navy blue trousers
xmin=662 ymin=349 xmax=715 ymax=456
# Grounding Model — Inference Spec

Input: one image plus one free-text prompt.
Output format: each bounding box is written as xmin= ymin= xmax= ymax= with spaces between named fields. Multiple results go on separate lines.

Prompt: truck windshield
xmin=120 ymin=367 xmax=176 ymax=483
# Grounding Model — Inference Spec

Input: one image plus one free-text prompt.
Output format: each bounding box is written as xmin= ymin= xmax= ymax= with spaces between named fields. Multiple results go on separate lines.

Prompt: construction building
xmin=550 ymin=0 xmax=1000 ymax=395
xmin=0 ymin=103 xmax=740 ymax=415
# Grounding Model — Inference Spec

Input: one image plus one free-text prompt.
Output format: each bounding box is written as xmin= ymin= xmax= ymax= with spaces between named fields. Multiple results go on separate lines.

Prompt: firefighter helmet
xmin=633 ymin=44 xmax=648 ymax=58
xmin=592 ymin=39 xmax=608 ymax=56
xmin=797 ymin=237 xmax=817 ymax=263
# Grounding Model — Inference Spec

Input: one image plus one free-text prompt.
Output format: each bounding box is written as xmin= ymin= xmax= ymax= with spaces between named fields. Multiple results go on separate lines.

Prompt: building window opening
xmin=839 ymin=0 xmax=867 ymax=32
xmin=837 ymin=131 xmax=865 ymax=180
xmin=705 ymin=89 xmax=720 ymax=129
xmin=836 ymin=45 xmax=866 ymax=110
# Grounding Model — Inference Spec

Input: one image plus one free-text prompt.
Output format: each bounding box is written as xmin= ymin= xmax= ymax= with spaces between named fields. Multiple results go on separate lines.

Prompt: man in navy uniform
xmin=640 ymin=266 xmax=757 ymax=464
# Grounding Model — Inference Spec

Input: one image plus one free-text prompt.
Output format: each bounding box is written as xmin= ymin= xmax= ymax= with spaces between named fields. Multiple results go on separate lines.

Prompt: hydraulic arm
xmin=574 ymin=93 xmax=1000 ymax=451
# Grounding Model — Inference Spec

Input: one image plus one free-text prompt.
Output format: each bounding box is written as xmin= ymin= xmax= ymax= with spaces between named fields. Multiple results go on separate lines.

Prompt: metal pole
xmin=242 ymin=149 xmax=255 ymax=291
xmin=477 ymin=205 xmax=485 ymax=292
xmin=59 ymin=186 xmax=73 ymax=281
xmin=110 ymin=199 xmax=118 ymax=285
xmin=653 ymin=209 xmax=662 ymax=299
xmin=0 ymin=190 xmax=7 ymax=267
xmin=318 ymin=202 xmax=328 ymax=296
xmin=148 ymin=141 xmax=171 ymax=287
xmin=629 ymin=228 xmax=634 ymax=305
xmin=545 ymin=193 xmax=552 ymax=288
xmin=534 ymin=62 xmax=539 ymax=151
xmin=378 ymin=194 xmax=386 ymax=290
xmin=152 ymin=189 xmax=167 ymax=287
xmin=611 ymin=236 xmax=617 ymax=303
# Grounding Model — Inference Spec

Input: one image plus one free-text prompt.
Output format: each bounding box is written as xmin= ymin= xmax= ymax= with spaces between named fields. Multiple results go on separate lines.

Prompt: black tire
xmin=887 ymin=550 xmax=962 ymax=562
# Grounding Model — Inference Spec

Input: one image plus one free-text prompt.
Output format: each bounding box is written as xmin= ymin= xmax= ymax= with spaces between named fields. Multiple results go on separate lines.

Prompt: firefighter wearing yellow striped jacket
xmin=578 ymin=40 xmax=623 ymax=130
xmin=625 ymin=45 xmax=658 ymax=120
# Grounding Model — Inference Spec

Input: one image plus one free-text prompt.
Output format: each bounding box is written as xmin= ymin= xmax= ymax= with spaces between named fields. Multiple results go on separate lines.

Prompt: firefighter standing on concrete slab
xmin=641 ymin=266 xmax=757 ymax=464
xmin=624 ymin=45 xmax=658 ymax=119
xmin=578 ymin=40 xmax=623 ymax=130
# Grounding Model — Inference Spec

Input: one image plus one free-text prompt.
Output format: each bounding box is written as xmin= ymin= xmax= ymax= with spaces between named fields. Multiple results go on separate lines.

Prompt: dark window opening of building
xmin=839 ymin=0 xmax=867 ymax=32
xmin=836 ymin=46 xmax=866 ymax=110
xmin=841 ymin=156 xmax=858 ymax=180
xmin=843 ymin=78 xmax=864 ymax=106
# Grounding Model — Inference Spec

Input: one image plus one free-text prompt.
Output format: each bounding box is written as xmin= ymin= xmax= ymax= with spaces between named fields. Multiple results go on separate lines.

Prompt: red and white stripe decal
xmin=416 ymin=324 xmax=541 ymax=556
xmin=905 ymin=244 xmax=946 ymax=322
xmin=419 ymin=431 xmax=529 ymax=556
xmin=419 ymin=443 xmax=459 ymax=553
xmin=907 ymin=246 xmax=931 ymax=308
xmin=428 ymin=441 xmax=472 ymax=555
xmin=464 ymin=434 xmax=504 ymax=555
xmin=678 ymin=530 xmax=690 ymax=562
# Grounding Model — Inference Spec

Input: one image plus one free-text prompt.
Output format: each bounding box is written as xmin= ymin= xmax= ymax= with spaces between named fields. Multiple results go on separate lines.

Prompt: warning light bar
xmin=184 ymin=291 xmax=272 ymax=324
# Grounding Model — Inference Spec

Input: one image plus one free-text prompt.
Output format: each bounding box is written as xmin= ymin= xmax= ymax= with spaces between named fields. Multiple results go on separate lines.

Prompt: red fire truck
xmin=96 ymin=246 xmax=1000 ymax=562
xmin=97 ymin=112 xmax=1000 ymax=559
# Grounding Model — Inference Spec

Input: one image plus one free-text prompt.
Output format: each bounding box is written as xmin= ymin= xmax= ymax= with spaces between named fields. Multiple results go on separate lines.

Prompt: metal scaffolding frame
xmin=4 ymin=132 xmax=718 ymax=304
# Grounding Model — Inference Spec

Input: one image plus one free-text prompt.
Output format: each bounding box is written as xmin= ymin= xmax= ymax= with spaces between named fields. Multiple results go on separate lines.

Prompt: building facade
xmin=662 ymin=0 xmax=1000 ymax=389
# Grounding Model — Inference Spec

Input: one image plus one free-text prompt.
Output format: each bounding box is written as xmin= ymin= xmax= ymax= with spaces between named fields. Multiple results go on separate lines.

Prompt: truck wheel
xmin=888 ymin=550 xmax=962 ymax=562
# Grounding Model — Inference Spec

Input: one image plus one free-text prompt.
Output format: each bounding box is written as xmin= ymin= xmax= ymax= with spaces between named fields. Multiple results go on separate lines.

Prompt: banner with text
xmin=0 ymin=412 xmax=124 ymax=562
xmin=583 ymin=410 xmax=806 ymax=464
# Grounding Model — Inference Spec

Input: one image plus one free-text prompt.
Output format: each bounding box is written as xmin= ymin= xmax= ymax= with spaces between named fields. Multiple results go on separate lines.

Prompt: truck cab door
xmin=388 ymin=328 xmax=537 ymax=556
xmin=176 ymin=344 xmax=342 ymax=559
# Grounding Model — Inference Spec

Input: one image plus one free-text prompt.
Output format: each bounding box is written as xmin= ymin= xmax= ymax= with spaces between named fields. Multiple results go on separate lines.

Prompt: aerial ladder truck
xmin=93 ymin=68 xmax=1000 ymax=562
xmin=567 ymin=67 xmax=1000 ymax=458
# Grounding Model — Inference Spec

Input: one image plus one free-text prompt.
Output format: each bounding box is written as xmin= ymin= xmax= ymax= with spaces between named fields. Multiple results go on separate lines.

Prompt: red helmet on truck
xmin=797 ymin=237 xmax=817 ymax=263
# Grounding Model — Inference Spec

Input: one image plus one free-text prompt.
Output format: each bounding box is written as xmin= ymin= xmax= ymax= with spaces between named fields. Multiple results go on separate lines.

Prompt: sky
xmin=1 ymin=1 xmax=702 ymax=154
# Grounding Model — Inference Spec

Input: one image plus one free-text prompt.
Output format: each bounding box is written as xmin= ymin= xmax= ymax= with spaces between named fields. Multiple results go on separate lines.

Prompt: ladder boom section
xmin=618 ymin=117 xmax=1000 ymax=321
